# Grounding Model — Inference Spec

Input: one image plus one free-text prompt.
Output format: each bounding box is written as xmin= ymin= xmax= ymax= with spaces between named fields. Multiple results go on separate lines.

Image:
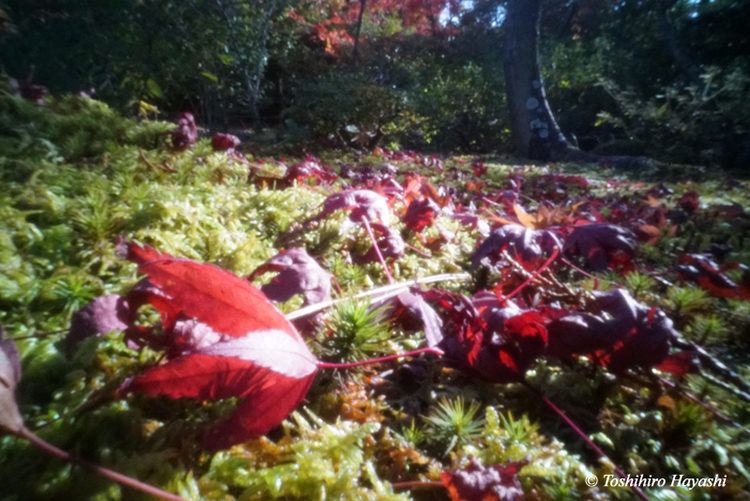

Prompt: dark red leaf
xmin=678 ymin=190 xmax=700 ymax=215
xmin=118 ymin=240 xmax=318 ymax=449
xmin=171 ymin=112 xmax=198 ymax=152
xmin=440 ymin=458 xmax=526 ymax=501
xmin=388 ymin=292 xmax=444 ymax=346
xmin=471 ymin=160 xmax=487 ymax=177
xmin=547 ymin=289 xmax=672 ymax=374
xmin=562 ymin=224 xmax=637 ymax=272
xmin=470 ymin=224 xmax=559 ymax=271
xmin=401 ymin=198 xmax=440 ymax=233
xmin=125 ymin=252 xmax=297 ymax=340
xmin=211 ymin=132 xmax=241 ymax=152
xmin=247 ymin=248 xmax=332 ymax=306
xmin=9 ymin=77 xmax=49 ymax=105
xmin=116 ymin=236 xmax=172 ymax=265
xmin=284 ymin=155 xmax=337 ymax=185
xmin=677 ymin=254 xmax=740 ymax=299
xmin=655 ymin=351 xmax=697 ymax=377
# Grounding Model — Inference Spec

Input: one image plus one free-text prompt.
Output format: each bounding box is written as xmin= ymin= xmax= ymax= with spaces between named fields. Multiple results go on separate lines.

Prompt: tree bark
xmin=503 ymin=0 xmax=572 ymax=160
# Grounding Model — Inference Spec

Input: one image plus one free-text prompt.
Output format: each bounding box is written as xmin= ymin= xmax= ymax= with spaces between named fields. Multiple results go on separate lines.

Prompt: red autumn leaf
xmin=116 ymin=236 xmax=172 ymax=265
xmin=678 ymin=190 xmax=700 ymax=215
xmin=118 ymin=240 xmax=317 ymax=450
xmin=471 ymin=160 xmax=488 ymax=177
xmin=676 ymin=254 xmax=740 ymax=299
xmin=170 ymin=112 xmax=198 ymax=152
xmin=401 ymin=198 xmax=440 ymax=233
xmin=470 ymin=224 xmax=559 ymax=272
xmin=308 ymin=189 xmax=390 ymax=232
xmin=284 ymin=155 xmax=337 ymax=185
xmin=440 ymin=458 xmax=526 ymax=501
xmin=352 ymin=223 xmax=405 ymax=265
xmin=247 ymin=248 xmax=332 ymax=306
xmin=655 ymin=351 xmax=697 ymax=377
xmin=121 ymin=330 xmax=317 ymax=450
xmin=211 ymin=132 xmax=241 ymax=152
xmin=562 ymin=224 xmax=637 ymax=272
xmin=120 ymin=239 xmax=295 ymax=339
xmin=428 ymin=290 xmax=541 ymax=383
xmin=65 ymin=295 xmax=131 ymax=352
xmin=387 ymin=292 xmax=444 ymax=347
xmin=547 ymin=289 xmax=672 ymax=374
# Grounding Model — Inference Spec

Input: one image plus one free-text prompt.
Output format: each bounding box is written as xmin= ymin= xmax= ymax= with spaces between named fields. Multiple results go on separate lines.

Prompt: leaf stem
xmin=391 ymin=480 xmax=444 ymax=490
xmin=14 ymin=427 xmax=186 ymax=501
xmin=316 ymin=347 xmax=443 ymax=369
xmin=504 ymin=247 xmax=560 ymax=300
xmin=527 ymin=387 xmax=651 ymax=501
xmin=360 ymin=216 xmax=394 ymax=284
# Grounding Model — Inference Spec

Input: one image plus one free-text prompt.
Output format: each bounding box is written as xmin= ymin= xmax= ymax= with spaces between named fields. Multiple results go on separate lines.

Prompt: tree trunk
xmin=503 ymin=0 xmax=571 ymax=160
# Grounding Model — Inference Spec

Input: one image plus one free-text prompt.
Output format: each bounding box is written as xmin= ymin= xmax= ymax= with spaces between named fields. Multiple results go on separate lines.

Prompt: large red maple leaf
xmin=117 ymin=240 xmax=318 ymax=450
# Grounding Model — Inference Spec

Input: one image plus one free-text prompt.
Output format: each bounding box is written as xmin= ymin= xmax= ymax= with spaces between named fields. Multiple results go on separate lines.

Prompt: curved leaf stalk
xmin=529 ymin=388 xmax=651 ymax=501
xmin=360 ymin=215 xmax=394 ymax=284
xmin=14 ymin=426 xmax=186 ymax=501
xmin=316 ymin=347 xmax=443 ymax=369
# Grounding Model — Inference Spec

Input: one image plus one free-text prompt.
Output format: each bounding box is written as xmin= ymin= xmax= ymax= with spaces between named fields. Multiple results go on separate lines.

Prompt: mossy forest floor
xmin=2 ymin=91 xmax=750 ymax=501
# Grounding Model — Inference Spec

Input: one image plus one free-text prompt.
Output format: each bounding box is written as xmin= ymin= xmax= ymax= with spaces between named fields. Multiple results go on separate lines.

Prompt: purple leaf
xmin=247 ymin=248 xmax=332 ymax=306
xmin=562 ymin=224 xmax=637 ymax=272
xmin=65 ymin=295 xmax=131 ymax=352
xmin=308 ymin=189 xmax=390 ymax=232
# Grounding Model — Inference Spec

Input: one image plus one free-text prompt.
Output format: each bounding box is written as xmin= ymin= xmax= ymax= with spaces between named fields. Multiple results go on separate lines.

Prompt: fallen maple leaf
xmin=387 ymin=292 xmax=444 ymax=347
xmin=678 ymin=190 xmax=700 ymax=215
xmin=247 ymin=248 xmax=332 ymax=305
xmin=547 ymin=289 xmax=673 ymax=374
xmin=65 ymin=294 xmax=131 ymax=352
xmin=562 ymin=224 xmax=637 ymax=272
xmin=401 ymin=198 xmax=440 ymax=233
xmin=441 ymin=458 xmax=526 ymax=501
xmin=655 ymin=351 xmax=697 ymax=377
xmin=308 ymin=189 xmax=390 ymax=232
xmin=211 ymin=132 xmax=241 ymax=152
xmin=284 ymin=155 xmax=337 ymax=185
xmin=121 ymin=330 xmax=317 ymax=450
xmin=676 ymin=254 xmax=743 ymax=299
xmin=118 ymin=240 xmax=317 ymax=449
xmin=470 ymin=224 xmax=559 ymax=271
